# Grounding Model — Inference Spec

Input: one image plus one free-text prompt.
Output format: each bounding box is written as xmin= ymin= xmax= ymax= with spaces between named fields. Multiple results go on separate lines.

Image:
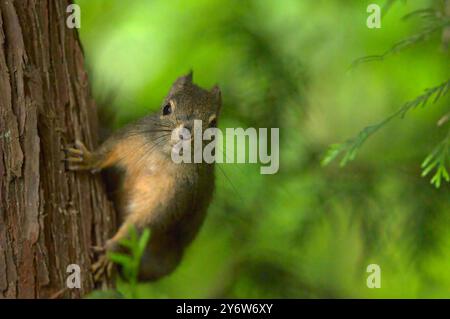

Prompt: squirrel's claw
xmin=91 ymin=254 xmax=114 ymax=283
xmin=89 ymin=245 xmax=106 ymax=259
xmin=65 ymin=147 xmax=83 ymax=156
xmin=65 ymin=156 xmax=83 ymax=163
xmin=91 ymin=245 xmax=106 ymax=253
xmin=64 ymin=140 xmax=94 ymax=171
xmin=75 ymin=140 xmax=89 ymax=153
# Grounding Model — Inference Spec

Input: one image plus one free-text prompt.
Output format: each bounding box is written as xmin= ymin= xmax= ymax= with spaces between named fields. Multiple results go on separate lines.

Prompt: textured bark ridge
xmin=0 ymin=0 xmax=116 ymax=298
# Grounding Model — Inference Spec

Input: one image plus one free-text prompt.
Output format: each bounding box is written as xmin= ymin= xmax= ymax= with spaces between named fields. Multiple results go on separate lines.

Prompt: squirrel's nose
xmin=183 ymin=123 xmax=192 ymax=133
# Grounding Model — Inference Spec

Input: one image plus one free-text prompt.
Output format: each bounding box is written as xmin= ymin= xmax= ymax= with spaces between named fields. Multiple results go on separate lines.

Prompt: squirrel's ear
xmin=180 ymin=70 xmax=193 ymax=84
xmin=210 ymin=85 xmax=221 ymax=101
xmin=185 ymin=70 xmax=193 ymax=83
xmin=173 ymin=71 xmax=193 ymax=89
xmin=210 ymin=84 xmax=222 ymax=111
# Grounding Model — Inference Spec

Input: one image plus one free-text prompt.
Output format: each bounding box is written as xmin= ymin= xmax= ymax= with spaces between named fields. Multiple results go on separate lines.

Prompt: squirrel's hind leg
xmin=90 ymin=221 xmax=135 ymax=283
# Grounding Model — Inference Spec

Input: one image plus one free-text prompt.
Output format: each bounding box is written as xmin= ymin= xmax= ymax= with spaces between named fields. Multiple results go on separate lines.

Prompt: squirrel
xmin=65 ymin=72 xmax=221 ymax=281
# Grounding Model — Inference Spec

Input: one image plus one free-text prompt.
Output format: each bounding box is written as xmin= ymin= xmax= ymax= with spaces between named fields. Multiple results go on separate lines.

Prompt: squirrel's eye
xmin=209 ymin=118 xmax=217 ymax=128
xmin=162 ymin=103 xmax=172 ymax=115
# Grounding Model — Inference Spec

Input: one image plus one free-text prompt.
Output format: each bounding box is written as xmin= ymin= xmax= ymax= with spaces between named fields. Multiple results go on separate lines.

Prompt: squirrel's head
xmin=162 ymin=71 xmax=221 ymax=129
xmin=154 ymin=71 xmax=222 ymax=160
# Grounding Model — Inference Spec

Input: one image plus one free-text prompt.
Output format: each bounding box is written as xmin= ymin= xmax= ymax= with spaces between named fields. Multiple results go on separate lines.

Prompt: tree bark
xmin=0 ymin=0 xmax=116 ymax=298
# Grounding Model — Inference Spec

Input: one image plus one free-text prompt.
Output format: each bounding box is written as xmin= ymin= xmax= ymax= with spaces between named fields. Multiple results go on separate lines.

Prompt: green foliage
xmin=325 ymin=1 xmax=450 ymax=187
xmin=114 ymin=227 xmax=150 ymax=298
xmin=322 ymin=79 xmax=450 ymax=168
xmin=421 ymin=129 xmax=450 ymax=187
xmin=352 ymin=11 xmax=450 ymax=67
xmin=108 ymin=227 xmax=151 ymax=298
xmin=85 ymin=226 xmax=150 ymax=299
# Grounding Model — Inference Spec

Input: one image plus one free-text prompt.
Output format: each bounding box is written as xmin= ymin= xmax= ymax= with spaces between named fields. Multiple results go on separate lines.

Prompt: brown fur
xmin=67 ymin=72 xmax=221 ymax=281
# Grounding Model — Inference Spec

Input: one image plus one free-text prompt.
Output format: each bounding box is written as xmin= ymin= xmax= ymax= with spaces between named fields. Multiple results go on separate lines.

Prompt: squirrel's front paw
xmin=65 ymin=140 xmax=95 ymax=171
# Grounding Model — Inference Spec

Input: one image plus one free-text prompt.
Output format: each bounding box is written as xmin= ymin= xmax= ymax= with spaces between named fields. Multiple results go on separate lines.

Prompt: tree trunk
xmin=0 ymin=0 xmax=116 ymax=298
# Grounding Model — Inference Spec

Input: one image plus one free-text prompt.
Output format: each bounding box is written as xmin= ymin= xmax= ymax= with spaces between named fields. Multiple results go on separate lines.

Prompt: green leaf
xmin=138 ymin=229 xmax=151 ymax=256
xmin=108 ymin=251 xmax=133 ymax=267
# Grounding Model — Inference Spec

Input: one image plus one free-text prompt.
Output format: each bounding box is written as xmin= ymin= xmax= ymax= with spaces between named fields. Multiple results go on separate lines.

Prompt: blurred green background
xmin=76 ymin=0 xmax=450 ymax=298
